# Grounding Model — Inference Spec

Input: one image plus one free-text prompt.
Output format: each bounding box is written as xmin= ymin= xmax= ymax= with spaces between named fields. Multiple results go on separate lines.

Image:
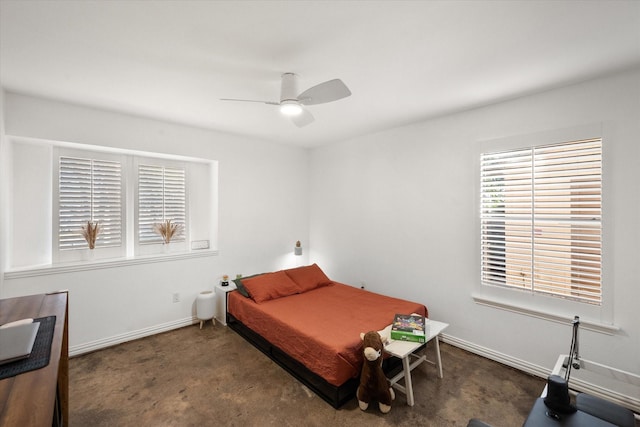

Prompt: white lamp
xmin=280 ymin=100 xmax=303 ymax=116
xmin=294 ymin=240 xmax=302 ymax=256
xmin=279 ymin=73 xmax=303 ymax=116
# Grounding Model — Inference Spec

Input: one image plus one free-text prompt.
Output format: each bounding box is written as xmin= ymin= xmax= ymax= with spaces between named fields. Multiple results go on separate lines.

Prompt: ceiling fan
xmin=220 ymin=73 xmax=351 ymax=127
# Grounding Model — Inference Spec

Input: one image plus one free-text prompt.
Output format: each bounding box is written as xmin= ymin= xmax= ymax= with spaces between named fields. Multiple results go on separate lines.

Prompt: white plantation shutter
xmin=480 ymin=138 xmax=602 ymax=305
xmin=59 ymin=156 xmax=122 ymax=249
xmin=138 ymin=164 xmax=186 ymax=244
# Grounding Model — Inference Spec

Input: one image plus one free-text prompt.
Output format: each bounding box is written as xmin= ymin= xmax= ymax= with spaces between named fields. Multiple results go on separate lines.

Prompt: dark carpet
xmin=69 ymin=323 xmax=545 ymax=426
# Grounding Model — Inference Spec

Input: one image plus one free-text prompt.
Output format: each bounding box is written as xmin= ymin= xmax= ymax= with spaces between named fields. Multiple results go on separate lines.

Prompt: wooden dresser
xmin=0 ymin=292 xmax=69 ymax=427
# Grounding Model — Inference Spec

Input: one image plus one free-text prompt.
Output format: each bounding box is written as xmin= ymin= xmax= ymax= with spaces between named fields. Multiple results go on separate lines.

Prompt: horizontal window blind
xmin=138 ymin=164 xmax=186 ymax=244
xmin=480 ymin=138 xmax=602 ymax=305
xmin=59 ymin=156 xmax=122 ymax=249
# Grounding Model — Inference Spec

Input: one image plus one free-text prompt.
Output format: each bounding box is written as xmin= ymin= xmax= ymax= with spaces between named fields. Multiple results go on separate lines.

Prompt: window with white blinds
xmin=138 ymin=164 xmax=186 ymax=244
xmin=480 ymin=138 xmax=602 ymax=305
xmin=58 ymin=156 xmax=123 ymax=249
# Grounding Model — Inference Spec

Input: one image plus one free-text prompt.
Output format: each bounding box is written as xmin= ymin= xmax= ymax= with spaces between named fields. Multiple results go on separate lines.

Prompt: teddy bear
xmin=357 ymin=330 xmax=395 ymax=413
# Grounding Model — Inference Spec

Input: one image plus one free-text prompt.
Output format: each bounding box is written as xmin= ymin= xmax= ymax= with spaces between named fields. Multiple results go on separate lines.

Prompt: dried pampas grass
xmin=81 ymin=221 xmax=100 ymax=249
xmin=153 ymin=219 xmax=183 ymax=244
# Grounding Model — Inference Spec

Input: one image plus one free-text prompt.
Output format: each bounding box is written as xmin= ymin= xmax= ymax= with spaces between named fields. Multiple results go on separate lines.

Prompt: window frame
xmin=474 ymin=123 xmax=613 ymax=326
xmin=53 ymin=147 xmax=126 ymax=263
xmin=134 ymin=157 xmax=189 ymax=255
xmin=52 ymin=147 xmax=201 ymax=263
xmin=480 ymin=138 xmax=602 ymax=305
xmin=4 ymin=135 xmax=217 ymax=273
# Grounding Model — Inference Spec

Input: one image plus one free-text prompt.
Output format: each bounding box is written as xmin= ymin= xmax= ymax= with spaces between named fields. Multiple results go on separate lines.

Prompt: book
xmin=390 ymin=313 xmax=427 ymax=343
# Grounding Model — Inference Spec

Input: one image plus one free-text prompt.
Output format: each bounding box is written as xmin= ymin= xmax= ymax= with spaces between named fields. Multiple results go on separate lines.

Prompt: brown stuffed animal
xmin=357 ymin=330 xmax=395 ymax=413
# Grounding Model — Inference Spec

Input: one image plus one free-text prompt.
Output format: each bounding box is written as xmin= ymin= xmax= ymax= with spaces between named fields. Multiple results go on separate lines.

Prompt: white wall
xmin=1 ymin=93 xmax=310 ymax=354
xmin=309 ymin=69 xmax=640 ymax=376
xmin=2 ymin=69 xmax=638 ymax=378
xmin=0 ymin=90 xmax=6 ymax=297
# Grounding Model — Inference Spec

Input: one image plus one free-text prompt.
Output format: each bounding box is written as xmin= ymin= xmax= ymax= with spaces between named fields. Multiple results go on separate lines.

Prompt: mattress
xmin=227 ymin=282 xmax=427 ymax=387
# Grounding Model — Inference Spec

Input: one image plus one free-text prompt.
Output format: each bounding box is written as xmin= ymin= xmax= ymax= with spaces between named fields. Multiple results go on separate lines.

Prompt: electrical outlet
xmin=172 ymin=293 xmax=180 ymax=303
xmin=191 ymin=240 xmax=210 ymax=250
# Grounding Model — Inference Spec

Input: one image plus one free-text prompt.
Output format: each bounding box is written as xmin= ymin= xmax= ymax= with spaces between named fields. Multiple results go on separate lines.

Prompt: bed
xmin=226 ymin=264 xmax=428 ymax=408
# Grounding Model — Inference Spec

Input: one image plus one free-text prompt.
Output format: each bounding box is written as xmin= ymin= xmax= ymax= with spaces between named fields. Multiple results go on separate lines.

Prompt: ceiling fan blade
xmin=291 ymin=108 xmax=314 ymax=127
xmin=297 ymin=79 xmax=351 ymax=106
xmin=220 ymin=98 xmax=279 ymax=106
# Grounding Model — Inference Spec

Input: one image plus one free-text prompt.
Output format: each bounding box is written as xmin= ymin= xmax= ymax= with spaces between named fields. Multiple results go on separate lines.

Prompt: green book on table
xmin=391 ymin=313 xmax=427 ymax=343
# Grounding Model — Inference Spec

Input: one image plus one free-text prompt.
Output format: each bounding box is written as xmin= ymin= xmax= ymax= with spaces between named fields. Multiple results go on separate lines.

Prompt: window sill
xmin=472 ymin=294 xmax=620 ymax=335
xmin=3 ymin=249 xmax=219 ymax=280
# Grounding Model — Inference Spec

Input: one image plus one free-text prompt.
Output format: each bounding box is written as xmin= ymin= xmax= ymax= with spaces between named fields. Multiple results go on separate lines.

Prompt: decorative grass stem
xmin=153 ymin=219 xmax=183 ymax=244
xmin=81 ymin=221 xmax=100 ymax=250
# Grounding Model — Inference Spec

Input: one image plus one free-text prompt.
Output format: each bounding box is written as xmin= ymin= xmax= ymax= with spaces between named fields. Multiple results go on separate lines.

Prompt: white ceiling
xmin=1 ymin=1 xmax=639 ymax=148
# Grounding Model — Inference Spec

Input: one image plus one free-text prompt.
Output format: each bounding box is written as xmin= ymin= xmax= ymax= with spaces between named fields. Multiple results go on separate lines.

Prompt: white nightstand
xmin=214 ymin=282 xmax=237 ymax=325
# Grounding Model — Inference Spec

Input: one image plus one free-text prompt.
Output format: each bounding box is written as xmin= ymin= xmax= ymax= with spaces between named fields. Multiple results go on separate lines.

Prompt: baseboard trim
xmin=440 ymin=333 xmax=551 ymax=379
xmin=69 ymin=316 xmax=197 ymax=357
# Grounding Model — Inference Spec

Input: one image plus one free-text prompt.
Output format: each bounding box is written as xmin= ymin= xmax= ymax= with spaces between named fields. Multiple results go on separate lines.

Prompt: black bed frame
xmin=227 ymin=312 xmax=403 ymax=408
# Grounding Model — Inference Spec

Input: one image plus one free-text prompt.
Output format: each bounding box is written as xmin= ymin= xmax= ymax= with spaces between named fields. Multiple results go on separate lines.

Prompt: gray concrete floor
xmin=69 ymin=323 xmax=546 ymax=426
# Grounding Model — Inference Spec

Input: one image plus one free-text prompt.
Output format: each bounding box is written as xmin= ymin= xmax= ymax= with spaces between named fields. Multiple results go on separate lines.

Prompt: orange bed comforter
xmin=228 ymin=282 xmax=427 ymax=387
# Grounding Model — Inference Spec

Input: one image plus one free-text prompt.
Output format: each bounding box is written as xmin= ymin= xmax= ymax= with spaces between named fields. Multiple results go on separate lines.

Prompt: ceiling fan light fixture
xmin=280 ymin=100 xmax=303 ymax=116
xmin=221 ymin=73 xmax=350 ymax=127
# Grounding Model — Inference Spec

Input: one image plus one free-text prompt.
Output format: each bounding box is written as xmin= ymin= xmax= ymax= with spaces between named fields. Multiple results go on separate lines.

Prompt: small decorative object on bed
xmin=357 ymin=330 xmax=395 ymax=413
xmin=81 ymin=220 xmax=100 ymax=249
xmin=153 ymin=219 xmax=183 ymax=244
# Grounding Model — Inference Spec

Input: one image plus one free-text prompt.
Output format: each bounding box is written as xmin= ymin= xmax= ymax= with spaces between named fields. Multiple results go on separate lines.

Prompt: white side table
xmin=214 ymin=282 xmax=236 ymax=325
xmin=383 ymin=319 xmax=449 ymax=406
